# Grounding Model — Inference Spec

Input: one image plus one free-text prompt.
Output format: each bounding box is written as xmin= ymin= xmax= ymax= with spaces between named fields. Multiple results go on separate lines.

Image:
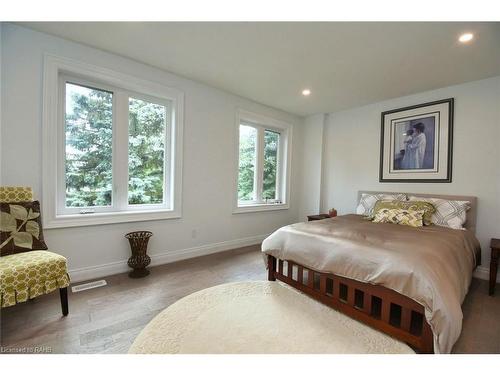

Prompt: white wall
xmin=297 ymin=114 xmax=325 ymax=221
xmin=0 ymin=24 xmax=304 ymax=281
xmin=318 ymin=76 xmax=500 ymax=278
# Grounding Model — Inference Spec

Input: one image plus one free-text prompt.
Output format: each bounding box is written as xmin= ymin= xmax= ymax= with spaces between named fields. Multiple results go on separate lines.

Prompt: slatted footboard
xmin=267 ymin=255 xmax=434 ymax=353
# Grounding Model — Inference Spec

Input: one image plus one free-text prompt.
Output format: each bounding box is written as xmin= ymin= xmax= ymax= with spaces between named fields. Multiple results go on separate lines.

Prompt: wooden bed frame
xmin=266 ymin=191 xmax=478 ymax=354
xmin=267 ymin=255 xmax=433 ymax=353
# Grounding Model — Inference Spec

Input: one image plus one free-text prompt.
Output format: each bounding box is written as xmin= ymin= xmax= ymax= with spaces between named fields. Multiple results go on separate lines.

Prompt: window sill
xmin=233 ymin=203 xmax=289 ymax=214
xmin=43 ymin=209 xmax=181 ymax=229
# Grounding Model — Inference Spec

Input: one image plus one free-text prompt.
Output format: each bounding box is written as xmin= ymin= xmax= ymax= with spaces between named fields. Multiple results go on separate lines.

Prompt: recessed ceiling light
xmin=302 ymin=89 xmax=311 ymax=96
xmin=458 ymin=33 xmax=474 ymax=43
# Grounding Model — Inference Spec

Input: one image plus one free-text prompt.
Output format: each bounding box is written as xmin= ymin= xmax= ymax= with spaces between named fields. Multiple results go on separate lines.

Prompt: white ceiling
xmin=19 ymin=22 xmax=500 ymax=116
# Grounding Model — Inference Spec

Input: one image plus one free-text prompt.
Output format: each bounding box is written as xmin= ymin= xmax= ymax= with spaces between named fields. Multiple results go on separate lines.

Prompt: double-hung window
xmin=235 ymin=110 xmax=291 ymax=213
xmin=43 ymin=55 xmax=184 ymax=228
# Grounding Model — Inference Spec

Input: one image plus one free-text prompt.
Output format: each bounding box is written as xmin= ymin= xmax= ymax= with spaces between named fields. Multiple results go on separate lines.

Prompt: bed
xmin=262 ymin=191 xmax=481 ymax=354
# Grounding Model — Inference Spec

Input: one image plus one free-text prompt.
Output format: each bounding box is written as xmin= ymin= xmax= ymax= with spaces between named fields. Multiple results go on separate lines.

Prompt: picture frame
xmin=379 ymin=98 xmax=454 ymax=183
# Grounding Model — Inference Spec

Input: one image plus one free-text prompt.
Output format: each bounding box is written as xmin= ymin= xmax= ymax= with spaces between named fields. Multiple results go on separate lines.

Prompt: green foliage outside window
xmin=128 ymin=98 xmax=166 ymax=205
xmin=238 ymin=125 xmax=280 ymax=203
xmin=65 ymin=83 xmax=167 ymax=208
xmin=263 ymin=130 xmax=279 ymax=200
xmin=238 ymin=125 xmax=256 ymax=201
xmin=65 ymin=84 xmax=113 ymax=207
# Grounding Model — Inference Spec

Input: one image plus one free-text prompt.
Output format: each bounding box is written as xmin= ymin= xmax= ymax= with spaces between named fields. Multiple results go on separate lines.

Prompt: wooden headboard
xmin=357 ymin=191 xmax=478 ymax=233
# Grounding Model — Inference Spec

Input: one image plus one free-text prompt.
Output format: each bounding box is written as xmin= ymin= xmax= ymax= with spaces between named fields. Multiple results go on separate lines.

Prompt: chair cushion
xmin=0 ymin=251 xmax=70 ymax=307
xmin=0 ymin=187 xmax=33 ymax=203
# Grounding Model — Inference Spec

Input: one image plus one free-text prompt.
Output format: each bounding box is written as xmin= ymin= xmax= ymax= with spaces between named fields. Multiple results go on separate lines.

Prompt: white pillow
xmin=356 ymin=193 xmax=407 ymax=216
xmin=408 ymin=196 xmax=470 ymax=230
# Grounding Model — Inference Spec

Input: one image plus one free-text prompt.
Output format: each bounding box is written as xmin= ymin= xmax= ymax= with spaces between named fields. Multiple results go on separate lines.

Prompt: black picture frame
xmin=379 ymin=98 xmax=454 ymax=183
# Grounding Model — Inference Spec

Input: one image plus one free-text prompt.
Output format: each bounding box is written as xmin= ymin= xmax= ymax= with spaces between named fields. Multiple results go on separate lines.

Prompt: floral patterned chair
xmin=0 ymin=187 xmax=69 ymax=315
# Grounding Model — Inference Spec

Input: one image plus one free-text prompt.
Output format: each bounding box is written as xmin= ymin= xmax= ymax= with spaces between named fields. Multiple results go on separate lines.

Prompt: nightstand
xmin=307 ymin=214 xmax=331 ymax=222
xmin=489 ymin=239 xmax=499 ymax=296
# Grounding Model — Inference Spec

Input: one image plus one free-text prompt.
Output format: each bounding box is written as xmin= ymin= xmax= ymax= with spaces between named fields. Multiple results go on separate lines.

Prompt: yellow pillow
xmin=372 ymin=208 xmax=425 ymax=227
xmin=372 ymin=200 xmax=436 ymax=226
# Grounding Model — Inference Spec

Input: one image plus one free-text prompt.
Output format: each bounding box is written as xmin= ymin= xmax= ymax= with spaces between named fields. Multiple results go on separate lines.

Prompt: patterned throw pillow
xmin=372 ymin=200 xmax=436 ymax=226
xmin=0 ymin=201 xmax=48 ymax=256
xmin=408 ymin=196 xmax=470 ymax=230
xmin=356 ymin=193 xmax=407 ymax=216
xmin=372 ymin=208 xmax=425 ymax=227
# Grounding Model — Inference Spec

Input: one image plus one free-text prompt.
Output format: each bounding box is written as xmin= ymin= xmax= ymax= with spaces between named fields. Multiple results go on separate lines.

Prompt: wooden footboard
xmin=267 ymin=255 xmax=434 ymax=353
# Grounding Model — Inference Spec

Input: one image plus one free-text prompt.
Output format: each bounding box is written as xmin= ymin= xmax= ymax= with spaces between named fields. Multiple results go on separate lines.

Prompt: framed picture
xmin=379 ymin=98 xmax=454 ymax=183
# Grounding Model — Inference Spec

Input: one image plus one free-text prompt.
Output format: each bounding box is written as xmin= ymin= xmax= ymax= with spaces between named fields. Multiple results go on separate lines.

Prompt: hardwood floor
xmin=1 ymin=245 xmax=499 ymax=354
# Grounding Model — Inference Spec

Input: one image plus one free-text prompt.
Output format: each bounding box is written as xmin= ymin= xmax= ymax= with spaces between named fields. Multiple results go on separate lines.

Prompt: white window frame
xmin=233 ymin=109 xmax=292 ymax=214
xmin=42 ymin=54 xmax=184 ymax=228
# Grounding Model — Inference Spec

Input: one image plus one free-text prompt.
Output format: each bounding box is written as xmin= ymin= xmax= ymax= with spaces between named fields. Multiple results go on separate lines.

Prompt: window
xmin=238 ymin=125 xmax=257 ymax=202
xmin=43 ymin=55 xmax=183 ymax=228
xmin=235 ymin=110 xmax=291 ymax=213
xmin=64 ymin=82 xmax=114 ymax=209
xmin=128 ymin=97 xmax=168 ymax=206
xmin=262 ymin=129 xmax=280 ymax=201
xmin=61 ymin=78 xmax=172 ymax=216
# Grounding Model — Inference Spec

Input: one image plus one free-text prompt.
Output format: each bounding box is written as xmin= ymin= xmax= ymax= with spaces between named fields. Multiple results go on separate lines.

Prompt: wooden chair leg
xmin=59 ymin=287 xmax=69 ymax=316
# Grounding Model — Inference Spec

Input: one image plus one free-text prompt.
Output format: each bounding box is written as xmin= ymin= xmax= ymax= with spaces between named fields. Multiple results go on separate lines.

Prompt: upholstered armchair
xmin=0 ymin=187 xmax=69 ymax=315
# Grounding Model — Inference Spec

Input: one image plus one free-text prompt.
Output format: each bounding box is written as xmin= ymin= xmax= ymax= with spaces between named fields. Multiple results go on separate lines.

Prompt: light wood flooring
xmin=1 ymin=245 xmax=499 ymax=354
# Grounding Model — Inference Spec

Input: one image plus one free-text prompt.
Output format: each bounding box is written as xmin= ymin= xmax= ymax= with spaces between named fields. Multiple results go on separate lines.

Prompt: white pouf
xmin=129 ymin=281 xmax=414 ymax=354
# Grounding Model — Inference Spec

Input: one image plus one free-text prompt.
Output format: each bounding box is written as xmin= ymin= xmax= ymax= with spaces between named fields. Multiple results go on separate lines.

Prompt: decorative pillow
xmin=0 ymin=201 xmax=48 ymax=256
xmin=356 ymin=193 xmax=406 ymax=216
xmin=372 ymin=200 xmax=436 ymax=226
xmin=372 ymin=208 xmax=425 ymax=227
xmin=0 ymin=187 xmax=33 ymax=203
xmin=408 ymin=196 xmax=470 ymax=230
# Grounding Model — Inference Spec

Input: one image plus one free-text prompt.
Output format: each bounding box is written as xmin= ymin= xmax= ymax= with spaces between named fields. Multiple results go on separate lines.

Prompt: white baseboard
xmin=69 ymin=237 xmax=499 ymax=284
xmin=69 ymin=234 xmax=267 ymax=283
xmin=474 ymin=265 xmax=499 ymax=282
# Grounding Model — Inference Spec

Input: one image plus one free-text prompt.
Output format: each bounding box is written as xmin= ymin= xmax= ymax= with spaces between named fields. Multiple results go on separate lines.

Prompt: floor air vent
xmin=71 ymin=279 xmax=107 ymax=293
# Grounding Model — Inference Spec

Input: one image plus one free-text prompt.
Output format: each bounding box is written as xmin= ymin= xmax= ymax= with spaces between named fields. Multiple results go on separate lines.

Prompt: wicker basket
xmin=125 ymin=231 xmax=153 ymax=278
